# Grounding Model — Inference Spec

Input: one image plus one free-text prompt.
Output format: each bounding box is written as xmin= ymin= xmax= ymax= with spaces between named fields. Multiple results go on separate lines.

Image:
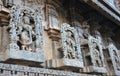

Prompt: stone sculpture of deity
xmin=61 ymin=23 xmax=82 ymax=61
xmin=66 ymin=31 xmax=77 ymax=59
xmin=9 ymin=5 xmax=43 ymax=53
xmin=92 ymin=42 xmax=102 ymax=67
xmin=19 ymin=14 xmax=35 ymax=51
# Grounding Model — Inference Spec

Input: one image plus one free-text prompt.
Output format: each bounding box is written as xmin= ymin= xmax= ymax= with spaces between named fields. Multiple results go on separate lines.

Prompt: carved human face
xmin=24 ymin=15 xmax=30 ymax=24
xmin=67 ymin=31 xmax=72 ymax=37
xmin=82 ymin=21 xmax=89 ymax=29
xmin=93 ymin=42 xmax=97 ymax=48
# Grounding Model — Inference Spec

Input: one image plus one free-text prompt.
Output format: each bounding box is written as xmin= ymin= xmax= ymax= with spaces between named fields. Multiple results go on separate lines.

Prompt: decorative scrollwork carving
xmin=9 ymin=5 xmax=43 ymax=52
xmin=61 ymin=23 xmax=82 ymax=61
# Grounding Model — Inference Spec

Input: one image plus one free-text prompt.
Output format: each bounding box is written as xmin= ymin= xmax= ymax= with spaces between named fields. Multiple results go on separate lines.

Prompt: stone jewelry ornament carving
xmin=1 ymin=5 xmax=44 ymax=64
xmin=10 ymin=5 xmax=43 ymax=52
xmin=108 ymin=43 xmax=120 ymax=75
xmin=60 ymin=23 xmax=84 ymax=68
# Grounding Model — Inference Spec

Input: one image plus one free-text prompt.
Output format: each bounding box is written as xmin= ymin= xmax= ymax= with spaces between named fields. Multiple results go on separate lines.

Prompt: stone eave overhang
xmin=84 ymin=0 xmax=120 ymax=26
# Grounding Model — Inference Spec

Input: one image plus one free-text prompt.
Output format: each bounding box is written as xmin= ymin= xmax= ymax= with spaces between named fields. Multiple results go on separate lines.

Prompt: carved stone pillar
xmin=45 ymin=3 xmax=61 ymax=68
xmin=0 ymin=26 xmax=1 ymax=51
xmin=45 ymin=4 xmax=61 ymax=41
xmin=0 ymin=4 xmax=10 ymax=61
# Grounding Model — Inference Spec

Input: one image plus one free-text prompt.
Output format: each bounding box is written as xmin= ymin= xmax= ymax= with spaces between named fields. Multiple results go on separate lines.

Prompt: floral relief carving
xmin=60 ymin=23 xmax=84 ymax=68
xmin=9 ymin=5 xmax=43 ymax=52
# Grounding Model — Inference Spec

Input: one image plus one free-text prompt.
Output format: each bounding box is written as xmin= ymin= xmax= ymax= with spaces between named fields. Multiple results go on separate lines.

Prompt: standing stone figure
xmin=9 ymin=5 xmax=43 ymax=53
xmin=20 ymin=14 xmax=34 ymax=51
xmin=92 ymin=42 xmax=102 ymax=67
xmin=61 ymin=23 xmax=82 ymax=61
xmin=66 ymin=31 xmax=76 ymax=59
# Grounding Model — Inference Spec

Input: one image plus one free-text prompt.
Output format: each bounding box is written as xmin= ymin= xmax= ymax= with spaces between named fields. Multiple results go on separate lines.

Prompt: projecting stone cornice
xmin=84 ymin=0 xmax=120 ymax=26
xmin=0 ymin=5 xmax=10 ymax=26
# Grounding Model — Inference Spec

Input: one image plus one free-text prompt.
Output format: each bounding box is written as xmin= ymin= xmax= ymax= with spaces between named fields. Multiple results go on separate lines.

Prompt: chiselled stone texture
xmin=0 ymin=5 xmax=45 ymax=64
xmin=0 ymin=0 xmax=120 ymax=76
xmin=106 ymin=43 xmax=120 ymax=75
xmin=82 ymin=36 xmax=107 ymax=73
xmin=84 ymin=0 xmax=120 ymax=26
xmin=45 ymin=3 xmax=61 ymax=41
xmin=57 ymin=23 xmax=83 ymax=68
xmin=47 ymin=23 xmax=84 ymax=69
xmin=0 ymin=63 xmax=93 ymax=76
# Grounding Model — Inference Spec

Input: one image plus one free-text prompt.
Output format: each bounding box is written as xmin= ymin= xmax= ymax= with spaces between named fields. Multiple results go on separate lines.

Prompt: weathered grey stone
xmin=107 ymin=43 xmax=120 ymax=75
xmin=54 ymin=23 xmax=84 ymax=68
xmin=82 ymin=36 xmax=107 ymax=73
xmin=0 ymin=5 xmax=44 ymax=64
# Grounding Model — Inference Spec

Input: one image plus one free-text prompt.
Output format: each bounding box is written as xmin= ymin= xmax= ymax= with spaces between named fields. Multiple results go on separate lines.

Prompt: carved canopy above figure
xmin=59 ymin=23 xmax=84 ymax=68
xmin=9 ymin=5 xmax=43 ymax=52
xmin=0 ymin=5 xmax=45 ymax=65
xmin=82 ymin=36 xmax=107 ymax=73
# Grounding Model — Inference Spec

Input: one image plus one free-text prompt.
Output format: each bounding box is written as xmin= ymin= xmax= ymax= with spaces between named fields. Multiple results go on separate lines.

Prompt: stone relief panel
xmin=88 ymin=36 xmax=103 ymax=67
xmin=0 ymin=5 xmax=44 ymax=64
xmin=108 ymin=43 xmax=120 ymax=75
xmin=9 ymin=5 xmax=43 ymax=52
xmin=83 ymin=36 xmax=107 ymax=73
xmin=60 ymin=23 xmax=84 ymax=68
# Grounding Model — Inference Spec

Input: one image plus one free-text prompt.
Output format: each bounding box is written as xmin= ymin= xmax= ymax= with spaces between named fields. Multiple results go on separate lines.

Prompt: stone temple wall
xmin=0 ymin=0 xmax=120 ymax=76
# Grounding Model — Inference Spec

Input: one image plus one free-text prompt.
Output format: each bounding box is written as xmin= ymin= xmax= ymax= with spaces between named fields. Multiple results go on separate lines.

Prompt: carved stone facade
xmin=105 ymin=43 xmax=120 ymax=75
xmin=82 ymin=36 xmax=107 ymax=73
xmin=0 ymin=5 xmax=44 ymax=65
xmin=0 ymin=0 xmax=120 ymax=76
xmin=59 ymin=23 xmax=83 ymax=68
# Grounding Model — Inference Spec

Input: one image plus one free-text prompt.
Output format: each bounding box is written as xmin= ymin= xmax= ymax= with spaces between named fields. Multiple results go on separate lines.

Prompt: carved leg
xmin=68 ymin=52 xmax=72 ymax=59
xmin=29 ymin=46 xmax=32 ymax=52
xmin=98 ymin=58 xmax=102 ymax=67
xmin=22 ymin=45 xmax=25 ymax=50
xmin=93 ymin=59 xmax=97 ymax=66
